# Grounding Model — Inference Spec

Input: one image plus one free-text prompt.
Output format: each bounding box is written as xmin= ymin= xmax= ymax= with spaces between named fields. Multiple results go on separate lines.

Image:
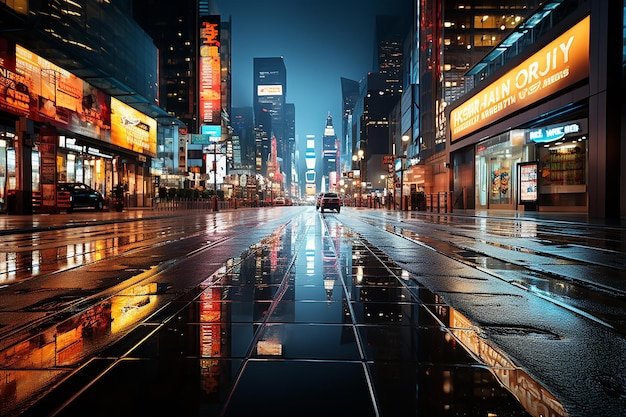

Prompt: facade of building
xmin=133 ymin=2 xmax=233 ymax=193
xmin=446 ymin=1 xmax=623 ymax=219
xmin=400 ymin=0 xmax=541 ymax=201
xmin=304 ymin=134 xmax=318 ymax=200
xmin=284 ymin=102 xmax=297 ymax=198
xmin=0 ymin=0 xmax=182 ymax=214
xmin=348 ymin=14 xmax=409 ymax=202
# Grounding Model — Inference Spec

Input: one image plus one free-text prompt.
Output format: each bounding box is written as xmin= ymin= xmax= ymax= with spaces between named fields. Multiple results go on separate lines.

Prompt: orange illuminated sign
xmin=110 ymin=97 xmax=157 ymax=156
xmin=257 ymin=84 xmax=283 ymax=96
xmin=199 ymin=16 xmax=221 ymax=127
xmin=450 ymin=16 xmax=590 ymax=142
xmin=8 ymin=44 xmax=112 ymax=141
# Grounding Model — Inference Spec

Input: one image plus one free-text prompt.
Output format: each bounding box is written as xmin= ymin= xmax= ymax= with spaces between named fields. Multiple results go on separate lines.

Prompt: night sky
xmin=215 ymin=0 xmax=411 ymax=142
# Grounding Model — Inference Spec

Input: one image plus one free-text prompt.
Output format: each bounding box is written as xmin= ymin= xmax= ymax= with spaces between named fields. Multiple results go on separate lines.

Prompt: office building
xmin=402 ymin=0 xmax=541 ymax=199
xmin=321 ymin=113 xmax=339 ymax=193
xmin=132 ymin=1 xmax=233 ymax=192
xmin=253 ymin=57 xmax=287 ymax=190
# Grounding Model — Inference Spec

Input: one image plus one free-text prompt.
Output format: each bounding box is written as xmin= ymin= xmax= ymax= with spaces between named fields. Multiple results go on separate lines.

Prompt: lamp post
xmin=399 ymin=135 xmax=410 ymax=211
xmin=352 ymin=149 xmax=364 ymax=207
xmin=210 ymin=140 xmax=220 ymax=211
xmin=399 ymin=157 xmax=404 ymax=210
xmin=269 ymin=172 xmax=274 ymax=205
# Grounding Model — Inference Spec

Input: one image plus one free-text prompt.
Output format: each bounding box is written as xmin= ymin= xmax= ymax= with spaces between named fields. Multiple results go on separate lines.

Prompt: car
xmin=57 ymin=182 xmax=105 ymax=213
xmin=316 ymin=192 xmax=341 ymax=213
xmin=274 ymin=197 xmax=286 ymax=206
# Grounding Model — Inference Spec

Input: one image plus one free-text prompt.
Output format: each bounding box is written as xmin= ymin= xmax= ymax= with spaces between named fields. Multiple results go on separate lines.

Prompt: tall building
xmin=350 ymin=13 xmax=410 ymax=198
xmin=444 ymin=1 xmax=624 ymax=218
xmin=132 ymin=0 xmax=233 ymax=191
xmin=407 ymin=0 xmax=541 ymax=195
xmin=304 ymin=134 xmax=317 ymax=199
xmin=284 ymin=103 xmax=296 ymax=197
xmin=133 ymin=0 xmax=197 ymax=133
xmin=231 ymin=107 xmax=255 ymax=171
xmin=375 ymin=15 xmax=406 ymax=96
xmin=340 ymin=77 xmax=360 ymax=176
xmin=321 ymin=113 xmax=338 ymax=193
xmin=253 ymin=57 xmax=287 ymax=185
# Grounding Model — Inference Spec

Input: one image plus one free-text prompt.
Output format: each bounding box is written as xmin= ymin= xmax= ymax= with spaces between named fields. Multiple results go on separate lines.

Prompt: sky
xmin=214 ymin=0 xmax=411 ymax=142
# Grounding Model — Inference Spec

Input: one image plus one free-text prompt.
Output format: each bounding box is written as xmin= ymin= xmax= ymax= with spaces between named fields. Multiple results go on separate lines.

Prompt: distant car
xmin=57 ymin=182 xmax=104 ymax=213
xmin=274 ymin=197 xmax=286 ymax=206
xmin=316 ymin=192 xmax=341 ymax=213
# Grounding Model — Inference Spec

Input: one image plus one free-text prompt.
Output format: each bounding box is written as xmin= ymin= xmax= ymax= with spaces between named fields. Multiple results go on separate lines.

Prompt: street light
xmin=269 ymin=172 xmax=274 ymax=204
xmin=352 ymin=150 xmax=364 ymax=207
xmin=399 ymin=135 xmax=409 ymax=211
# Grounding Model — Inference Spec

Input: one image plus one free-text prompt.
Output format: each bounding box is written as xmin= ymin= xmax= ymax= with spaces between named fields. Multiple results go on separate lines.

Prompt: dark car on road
xmin=316 ymin=192 xmax=341 ymax=213
xmin=57 ymin=182 xmax=105 ymax=213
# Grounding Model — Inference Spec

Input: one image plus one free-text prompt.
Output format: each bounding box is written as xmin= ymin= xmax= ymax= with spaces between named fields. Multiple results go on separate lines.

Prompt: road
xmin=0 ymin=206 xmax=624 ymax=416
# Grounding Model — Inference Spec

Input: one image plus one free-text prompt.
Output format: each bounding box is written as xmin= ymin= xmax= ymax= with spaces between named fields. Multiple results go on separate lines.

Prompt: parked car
xmin=57 ymin=182 xmax=104 ymax=213
xmin=316 ymin=192 xmax=341 ymax=213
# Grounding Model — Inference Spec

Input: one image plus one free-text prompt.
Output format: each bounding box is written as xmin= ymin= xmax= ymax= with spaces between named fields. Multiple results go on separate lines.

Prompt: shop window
xmin=489 ymin=159 xmax=511 ymax=205
xmin=539 ymin=142 xmax=586 ymax=187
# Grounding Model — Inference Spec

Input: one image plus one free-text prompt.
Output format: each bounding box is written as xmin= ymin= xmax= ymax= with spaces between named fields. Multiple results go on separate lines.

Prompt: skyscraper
xmin=253 ymin=57 xmax=287 ymax=182
xmin=340 ymin=77 xmax=360 ymax=176
xmin=284 ymin=103 xmax=296 ymax=197
xmin=132 ymin=0 xmax=233 ymax=190
xmin=321 ymin=113 xmax=338 ymax=193
xmin=231 ymin=107 xmax=255 ymax=171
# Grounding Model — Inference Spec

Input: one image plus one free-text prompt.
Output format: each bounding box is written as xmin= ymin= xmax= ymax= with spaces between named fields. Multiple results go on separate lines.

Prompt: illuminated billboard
xmin=110 ymin=97 xmax=157 ymax=157
xmin=2 ymin=44 xmax=112 ymax=141
xmin=450 ymin=16 xmax=590 ymax=142
xmin=199 ymin=16 xmax=221 ymax=128
xmin=257 ymin=85 xmax=283 ymax=96
xmin=201 ymin=124 xmax=222 ymax=140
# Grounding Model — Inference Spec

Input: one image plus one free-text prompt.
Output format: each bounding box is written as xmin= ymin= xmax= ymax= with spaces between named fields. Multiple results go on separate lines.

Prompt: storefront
xmin=472 ymin=120 xmax=588 ymax=212
xmin=448 ymin=15 xmax=601 ymax=215
xmin=0 ymin=42 xmax=156 ymax=213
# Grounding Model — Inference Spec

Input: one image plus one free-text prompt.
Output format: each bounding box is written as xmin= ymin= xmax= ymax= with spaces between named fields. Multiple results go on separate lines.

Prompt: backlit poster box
xmin=199 ymin=16 xmax=221 ymax=127
xmin=519 ymin=163 xmax=538 ymax=202
xmin=110 ymin=97 xmax=157 ymax=157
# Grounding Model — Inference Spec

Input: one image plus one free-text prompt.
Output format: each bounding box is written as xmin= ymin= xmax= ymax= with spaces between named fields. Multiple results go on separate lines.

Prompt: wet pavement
xmin=0 ymin=209 xmax=559 ymax=417
xmin=0 ymin=207 xmax=624 ymax=416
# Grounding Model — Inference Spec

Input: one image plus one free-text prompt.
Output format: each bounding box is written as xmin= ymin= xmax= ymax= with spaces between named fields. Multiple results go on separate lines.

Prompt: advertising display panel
xmin=11 ymin=45 xmax=111 ymax=142
xmin=450 ymin=16 xmax=590 ymax=142
xmin=519 ymin=162 xmax=538 ymax=202
xmin=199 ymin=16 xmax=221 ymax=127
xmin=110 ymin=97 xmax=157 ymax=157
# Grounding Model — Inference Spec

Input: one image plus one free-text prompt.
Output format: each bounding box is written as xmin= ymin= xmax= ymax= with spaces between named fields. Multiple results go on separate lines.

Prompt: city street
xmin=0 ymin=206 xmax=625 ymax=417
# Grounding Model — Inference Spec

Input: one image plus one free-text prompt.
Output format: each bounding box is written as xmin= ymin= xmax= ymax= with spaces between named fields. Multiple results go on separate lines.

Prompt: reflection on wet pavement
xmin=5 ymin=212 xmax=566 ymax=417
xmin=390 ymin=224 xmax=626 ymax=334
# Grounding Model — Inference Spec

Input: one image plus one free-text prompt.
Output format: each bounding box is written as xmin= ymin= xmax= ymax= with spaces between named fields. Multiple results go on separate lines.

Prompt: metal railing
xmin=153 ymin=198 xmax=236 ymax=211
